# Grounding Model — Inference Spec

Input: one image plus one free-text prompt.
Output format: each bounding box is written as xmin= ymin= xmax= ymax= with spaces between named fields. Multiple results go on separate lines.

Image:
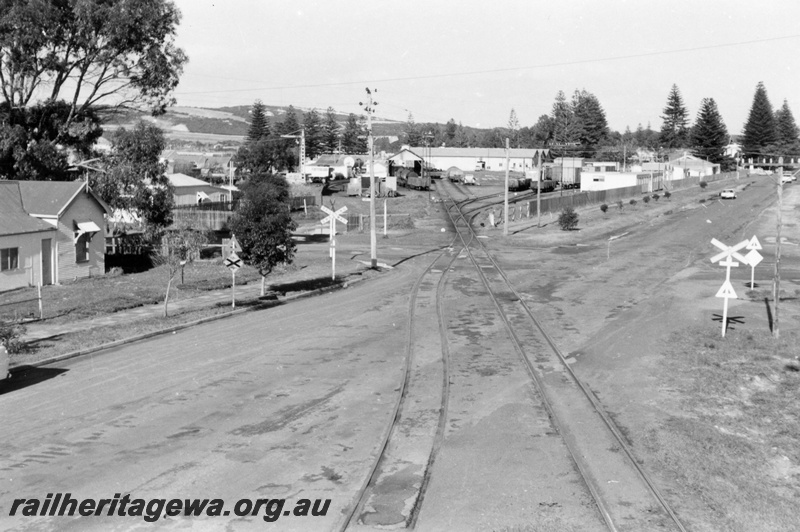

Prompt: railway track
xmin=436 ymin=177 xmax=688 ymax=531
xmin=340 ymin=176 xmax=685 ymax=530
xmin=336 ymin=236 xmax=459 ymax=530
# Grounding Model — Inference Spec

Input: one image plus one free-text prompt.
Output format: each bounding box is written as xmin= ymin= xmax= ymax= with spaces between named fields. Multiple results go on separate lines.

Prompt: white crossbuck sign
xmin=320 ymin=205 xmax=347 ymax=280
xmin=320 ymin=205 xmax=348 ymax=225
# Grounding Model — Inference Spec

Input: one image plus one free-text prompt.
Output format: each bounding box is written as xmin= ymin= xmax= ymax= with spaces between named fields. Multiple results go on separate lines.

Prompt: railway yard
xmin=2 ymin=173 xmax=800 ymax=531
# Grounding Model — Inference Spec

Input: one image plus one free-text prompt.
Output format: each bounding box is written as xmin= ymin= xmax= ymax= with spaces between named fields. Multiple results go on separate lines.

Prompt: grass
xmin=646 ymin=325 xmax=800 ymax=531
xmin=1 ymin=259 xmax=265 ymax=324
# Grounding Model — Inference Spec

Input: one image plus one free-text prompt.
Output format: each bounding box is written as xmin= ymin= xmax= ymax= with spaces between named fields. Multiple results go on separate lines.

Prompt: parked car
xmin=781 ymin=175 xmax=793 ymax=184
xmin=1 ymin=345 xmax=9 ymax=384
xmin=720 ymin=189 xmax=737 ymax=199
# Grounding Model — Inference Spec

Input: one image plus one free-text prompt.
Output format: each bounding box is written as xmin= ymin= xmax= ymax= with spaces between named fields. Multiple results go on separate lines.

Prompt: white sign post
xmin=223 ymin=251 xmax=242 ymax=308
xmin=745 ymin=235 xmax=763 ymax=290
xmin=320 ymin=205 xmax=348 ymax=280
xmin=710 ymin=238 xmax=749 ymax=337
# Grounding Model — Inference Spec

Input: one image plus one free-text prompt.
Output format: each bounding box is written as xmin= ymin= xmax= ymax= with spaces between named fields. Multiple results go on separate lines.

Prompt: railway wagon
xmin=508 ymin=176 xmax=531 ymax=191
xmin=446 ymin=166 xmax=464 ymax=183
xmin=397 ymin=168 xmax=431 ymax=190
xmin=533 ymin=178 xmax=556 ymax=194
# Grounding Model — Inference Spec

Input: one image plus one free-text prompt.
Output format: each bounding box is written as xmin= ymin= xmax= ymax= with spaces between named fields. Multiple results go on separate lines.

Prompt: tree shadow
xmin=267 ymin=276 xmax=346 ymax=295
xmin=1 ymin=366 xmax=69 ymax=395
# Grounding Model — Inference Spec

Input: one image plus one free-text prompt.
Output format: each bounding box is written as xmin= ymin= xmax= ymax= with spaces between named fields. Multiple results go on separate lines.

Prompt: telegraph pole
xmin=504 ymin=138 xmax=509 ymax=236
xmin=360 ymin=88 xmax=379 ymax=268
xmin=537 ymin=150 xmax=542 ymax=228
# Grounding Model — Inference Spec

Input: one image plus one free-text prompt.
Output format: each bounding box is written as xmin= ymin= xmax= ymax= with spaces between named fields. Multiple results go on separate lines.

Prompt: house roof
xmin=0 ymin=182 xmax=59 ymax=236
xmin=13 ymin=180 xmax=110 ymax=217
xmin=408 ymin=147 xmax=550 ymax=159
xmin=167 ymin=173 xmax=215 ymax=188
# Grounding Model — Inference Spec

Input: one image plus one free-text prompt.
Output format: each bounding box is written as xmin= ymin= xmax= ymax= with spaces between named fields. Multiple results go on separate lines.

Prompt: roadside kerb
xmin=9 ymin=274 xmax=368 ymax=373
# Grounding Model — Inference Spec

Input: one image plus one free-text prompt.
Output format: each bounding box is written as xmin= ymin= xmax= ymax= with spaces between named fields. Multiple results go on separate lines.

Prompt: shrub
xmin=652 ymin=194 xmax=660 ymax=202
xmin=600 ymin=203 xmax=608 ymax=213
xmin=642 ymin=196 xmax=650 ymax=204
xmin=629 ymin=199 xmax=637 ymax=207
xmin=664 ymin=190 xmax=672 ymax=200
xmin=0 ymin=320 xmax=26 ymax=354
xmin=617 ymin=200 xmax=624 ymax=211
xmin=699 ymin=180 xmax=708 ymax=189
xmin=557 ymin=206 xmax=579 ymax=231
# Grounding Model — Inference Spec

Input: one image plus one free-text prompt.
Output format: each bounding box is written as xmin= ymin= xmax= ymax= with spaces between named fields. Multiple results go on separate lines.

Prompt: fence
xmin=0 ymin=285 xmax=43 ymax=321
xmin=522 ymin=171 xmax=740 ymax=218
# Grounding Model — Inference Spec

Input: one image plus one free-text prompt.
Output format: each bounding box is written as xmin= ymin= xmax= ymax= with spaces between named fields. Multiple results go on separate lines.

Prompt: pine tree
xmin=322 ymin=107 xmax=340 ymax=153
xmin=572 ymin=89 xmax=609 ymax=157
xmin=247 ymin=100 xmax=270 ymax=142
xmin=277 ymin=105 xmax=300 ymax=136
xmin=659 ymin=84 xmax=690 ymax=149
xmin=341 ymin=113 xmax=366 ymax=154
xmin=551 ymin=91 xmax=579 ymax=155
xmin=507 ymin=108 xmax=520 ymax=148
xmin=774 ymin=99 xmax=799 ymax=155
xmin=691 ymin=98 xmax=728 ymax=164
xmin=302 ymin=108 xmax=324 ymax=160
xmin=742 ymin=82 xmax=777 ymax=158
xmin=404 ymin=113 xmax=423 ymax=146
xmin=445 ymin=119 xmax=457 ymax=144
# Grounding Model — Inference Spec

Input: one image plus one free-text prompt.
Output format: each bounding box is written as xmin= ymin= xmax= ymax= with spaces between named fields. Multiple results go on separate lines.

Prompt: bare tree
xmin=153 ymin=221 xmax=209 ymax=317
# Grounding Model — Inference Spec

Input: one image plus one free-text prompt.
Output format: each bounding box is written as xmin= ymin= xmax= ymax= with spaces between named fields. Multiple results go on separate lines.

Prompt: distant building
xmin=166 ymin=173 xmax=232 ymax=205
xmin=403 ymin=146 xmax=549 ymax=173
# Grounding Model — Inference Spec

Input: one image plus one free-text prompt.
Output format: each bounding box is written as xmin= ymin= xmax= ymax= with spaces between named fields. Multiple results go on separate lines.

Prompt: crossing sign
xmin=746 ymin=235 xmax=762 ymax=251
xmin=224 ymin=252 xmax=242 ymax=272
xmin=320 ymin=205 xmax=348 ymax=225
xmin=710 ymin=238 xmax=749 ymax=265
xmin=229 ymin=234 xmax=242 ymax=252
xmin=745 ymin=249 xmax=763 ymax=267
xmin=716 ymin=279 xmax=737 ymax=299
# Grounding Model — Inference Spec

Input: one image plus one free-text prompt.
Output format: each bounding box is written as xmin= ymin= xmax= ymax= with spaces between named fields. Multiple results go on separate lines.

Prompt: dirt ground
xmin=481 ymin=175 xmax=800 ymax=531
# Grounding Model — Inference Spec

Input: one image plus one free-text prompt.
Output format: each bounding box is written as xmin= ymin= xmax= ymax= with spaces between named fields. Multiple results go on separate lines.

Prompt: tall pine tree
xmin=404 ymin=113 xmax=423 ymax=146
xmin=322 ymin=107 xmax=340 ymax=153
xmin=247 ymin=100 xmax=270 ymax=142
xmin=303 ymin=108 xmax=324 ymax=160
xmin=774 ymin=99 xmax=800 ymax=155
xmin=341 ymin=113 xmax=366 ymax=154
xmin=551 ymin=90 xmax=580 ymax=155
xmin=691 ymin=98 xmax=728 ymax=164
xmin=572 ymin=89 xmax=609 ymax=157
xmin=659 ymin=84 xmax=690 ymax=149
xmin=742 ymin=82 xmax=777 ymax=158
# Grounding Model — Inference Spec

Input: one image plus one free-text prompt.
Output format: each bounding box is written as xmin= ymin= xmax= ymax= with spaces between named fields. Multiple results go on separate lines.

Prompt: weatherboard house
xmin=0 ymin=180 xmax=109 ymax=292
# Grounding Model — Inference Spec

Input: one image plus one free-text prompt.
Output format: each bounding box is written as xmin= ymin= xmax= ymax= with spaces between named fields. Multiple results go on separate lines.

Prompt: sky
xmin=171 ymin=0 xmax=800 ymax=135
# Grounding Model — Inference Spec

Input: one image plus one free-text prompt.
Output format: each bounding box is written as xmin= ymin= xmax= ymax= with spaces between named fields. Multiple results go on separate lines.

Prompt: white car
xmin=781 ymin=175 xmax=793 ymax=184
xmin=720 ymin=189 xmax=737 ymax=199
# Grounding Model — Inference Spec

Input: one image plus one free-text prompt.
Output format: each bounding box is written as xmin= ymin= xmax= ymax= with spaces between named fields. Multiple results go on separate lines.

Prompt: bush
xmin=629 ymin=199 xmax=637 ymax=207
xmin=557 ymin=206 xmax=579 ymax=231
xmin=664 ymin=190 xmax=672 ymax=200
xmin=642 ymin=196 xmax=650 ymax=204
xmin=600 ymin=203 xmax=608 ymax=213
xmin=617 ymin=200 xmax=624 ymax=211
xmin=699 ymin=181 xmax=708 ymax=189
xmin=0 ymin=320 xmax=26 ymax=354
xmin=652 ymin=194 xmax=660 ymax=202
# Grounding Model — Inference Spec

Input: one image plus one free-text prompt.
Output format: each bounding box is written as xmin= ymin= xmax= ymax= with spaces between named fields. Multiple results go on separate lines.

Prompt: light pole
xmin=360 ymin=88 xmax=379 ymax=268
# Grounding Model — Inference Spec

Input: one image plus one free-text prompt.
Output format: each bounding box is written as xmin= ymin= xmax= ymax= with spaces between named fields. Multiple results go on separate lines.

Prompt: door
xmin=41 ymin=238 xmax=52 ymax=286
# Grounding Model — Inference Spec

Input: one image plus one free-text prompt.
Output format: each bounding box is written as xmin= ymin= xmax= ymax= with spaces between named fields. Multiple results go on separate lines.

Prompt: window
xmin=1 ymin=247 xmax=19 ymax=271
xmin=75 ymin=234 xmax=90 ymax=263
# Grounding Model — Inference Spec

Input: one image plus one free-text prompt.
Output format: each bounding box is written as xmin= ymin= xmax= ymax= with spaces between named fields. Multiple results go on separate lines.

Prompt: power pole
xmin=504 ymin=138 xmax=509 ymax=236
xmin=360 ymin=88 xmax=379 ymax=268
xmin=537 ymin=150 xmax=542 ymax=228
xmin=774 ymin=159 xmax=783 ymax=341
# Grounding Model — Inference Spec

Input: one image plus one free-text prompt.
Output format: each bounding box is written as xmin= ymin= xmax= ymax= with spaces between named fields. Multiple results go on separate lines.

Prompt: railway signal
xmin=320 ymin=204 xmax=348 ymax=280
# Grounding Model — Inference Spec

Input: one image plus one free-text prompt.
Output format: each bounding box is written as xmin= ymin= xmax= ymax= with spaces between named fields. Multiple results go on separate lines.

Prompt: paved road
xmin=1 ymin=259 xmax=423 ymax=531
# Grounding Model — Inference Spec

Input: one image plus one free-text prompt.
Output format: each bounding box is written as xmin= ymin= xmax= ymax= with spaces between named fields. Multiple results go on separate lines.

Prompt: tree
xmin=507 ymin=108 xmax=520 ymax=148
xmin=228 ymin=177 xmax=297 ymax=295
xmin=572 ymin=89 xmax=609 ymax=157
xmin=93 ymin=120 xmax=173 ymax=234
xmin=557 ymin=206 xmax=579 ymax=230
xmin=154 ymin=220 xmax=208 ymax=317
xmin=234 ymin=139 xmax=278 ymax=176
xmin=774 ymin=99 xmax=800 ymax=155
xmin=341 ymin=113 xmax=366 ymax=153
xmin=0 ymin=0 xmax=186 ymax=129
xmin=445 ymin=119 xmax=457 ymax=144
xmin=659 ymin=84 xmax=690 ymax=149
xmin=529 ymin=114 xmax=554 ymax=147
xmin=303 ymin=108 xmax=324 ymax=160
xmin=322 ymin=107 xmax=340 ymax=153
xmin=403 ymin=113 xmax=423 ymax=146
xmin=742 ymin=82 xmax=777 ymax=159
xmin=551 ymin=91 xmax=580 ymax=155
xmin=691 ymin=98 xmax=728 ymax=164
xmin=247 ymin=100 xmax=270 ymax=142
